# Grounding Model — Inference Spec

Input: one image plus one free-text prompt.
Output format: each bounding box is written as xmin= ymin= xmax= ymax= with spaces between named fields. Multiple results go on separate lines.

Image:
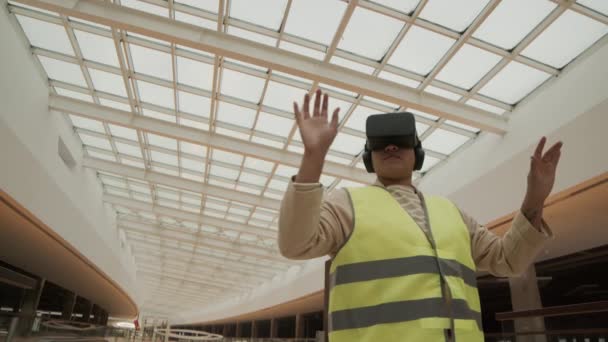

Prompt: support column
xmin=235 ymin=322 xmax=242 ymax=338
xmin=295 ymin=314 xmax=304 ymax=339
xmin=16 ymin=278 xmax=45 ymax=336
xmin=61 ymin=292 xmax=76 ymax=320
xmin=509 ymin=266 xmax=547 ymax=342
xmin=251 ymin=320 xmax=257 ymax=338
xmin=78 ymin=298 xmax=93 ymax=322
xmin=164 ymin=323 xmax=170 ymax=342
xmin=270 ymin=318 xmax=278 ymax=338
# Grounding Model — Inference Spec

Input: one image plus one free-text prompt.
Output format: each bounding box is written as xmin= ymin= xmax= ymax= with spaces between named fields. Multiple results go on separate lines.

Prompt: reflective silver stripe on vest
xmin=329 ymin=298 xmax=482 ymax=332
xmin=329 ymin=255 xmax=477 ymax=289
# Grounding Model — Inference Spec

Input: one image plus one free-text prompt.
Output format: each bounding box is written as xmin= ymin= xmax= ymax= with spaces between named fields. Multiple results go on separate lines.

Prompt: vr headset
xmin=362 ymin=112 xmax=425 ymax=173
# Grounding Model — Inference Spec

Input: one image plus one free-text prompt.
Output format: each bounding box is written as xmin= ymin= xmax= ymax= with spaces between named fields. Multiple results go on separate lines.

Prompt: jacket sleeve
xmin=278 ymin=180 xmax=354 ymax=260
xmin=461 ymin=209 xmax=553 ymax=277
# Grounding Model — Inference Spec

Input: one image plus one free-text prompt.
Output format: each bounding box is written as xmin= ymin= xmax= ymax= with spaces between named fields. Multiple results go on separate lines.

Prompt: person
xmin=278 ymin=89 xmax=562 ymax=342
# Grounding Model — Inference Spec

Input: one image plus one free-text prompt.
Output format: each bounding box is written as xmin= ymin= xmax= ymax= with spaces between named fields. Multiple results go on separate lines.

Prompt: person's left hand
xmin=524 ymin=137 xmax=563 ymax=208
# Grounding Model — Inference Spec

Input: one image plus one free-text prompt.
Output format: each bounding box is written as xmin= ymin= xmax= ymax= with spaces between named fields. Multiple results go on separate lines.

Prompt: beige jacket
xmin=278 ymin=180 xmax=552 ymax=278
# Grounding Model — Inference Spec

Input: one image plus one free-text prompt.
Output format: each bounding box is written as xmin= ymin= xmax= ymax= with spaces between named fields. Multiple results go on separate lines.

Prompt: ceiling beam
xmin=18 ymin=0 xmax=509 ymax=133
xmin=118 ymin=215 xmax=277 ymax=252
xmin=104 ymin=194 xmax=277 ymax=239
xmin=82 ymin=156 xmax=281 ymax=210
xmin=120 ymin=220 xmax=284 ymax=262
xmin=51 ymin=95 xmax=375 ymax=184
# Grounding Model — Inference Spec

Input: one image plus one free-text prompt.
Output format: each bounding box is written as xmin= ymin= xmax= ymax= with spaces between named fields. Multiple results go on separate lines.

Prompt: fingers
xmin=313 ymin=89 xmax=322 ymax=117
xmin=331 ymin=107 xmax=340 ymax=128
xmin=302 ymin=93 xmax=310 ymax=119
xmin=293 ymin=102 xmax=301 ymax=123
xmin=534 ymin=136 xmax=546 ymax=159
xmin=543 ymin=141 xmax=563 ymax=162
xmin=322 ymin=93 xmax=329 ymax=117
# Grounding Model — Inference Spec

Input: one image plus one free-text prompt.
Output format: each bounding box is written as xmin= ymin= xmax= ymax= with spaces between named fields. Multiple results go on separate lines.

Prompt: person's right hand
xmin=293 ymin=89 xmax=340 ymax=156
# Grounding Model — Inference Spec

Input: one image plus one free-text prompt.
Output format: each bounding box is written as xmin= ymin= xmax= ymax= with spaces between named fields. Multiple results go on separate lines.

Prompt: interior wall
xmin=0 ymin=4 xmax=139 ymax=312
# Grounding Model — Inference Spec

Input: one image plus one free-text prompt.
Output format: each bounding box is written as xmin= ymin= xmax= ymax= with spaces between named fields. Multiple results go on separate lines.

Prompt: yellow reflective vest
xmin=327 ymin=186 xmax=484 ymax=342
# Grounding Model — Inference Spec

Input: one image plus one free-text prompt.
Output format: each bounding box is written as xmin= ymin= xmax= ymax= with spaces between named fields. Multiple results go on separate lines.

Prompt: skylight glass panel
xmin=423 ymin=128 xmax=469 ymax=155
xmin=37 ymin=56 xmax=86 ymax=87
xmin=416 ymin=122 xmax=430 ymax=135
xmin=116 ymin=142 xmax=143 ymax=158
xmin=227 ymin=26 xmax=277 ymax=47
xmin=147 ymin=133 xmax=177 ymax=150
xmin=325 ymin=153 xmax=353 ymax=165
xmin=255 ymin=112 xmax=294 ymax=137
xmin=338 ymin=7 xmax=404 ymax=60
xmin=151 ymin=150 xmax=178 ymax=166
xmin=479 ymin=61 xmax=551 ymax=104
xmin=436 ymin=44 xmax=501 ymax=89
xmin=174 ymin=11 xmax=217 ymax=30
xmin=175 ymin=0 xmax=219 ymax=13
xmin=56 ymin=88 xmax=93 ymax=102
xmin=578 ymin=0 xmax=608 ymax=15
xmin=419 ymin=0 xmax=490 ymax=32
xmin=332 ymin=133 xmax=365 ymax=155
xmin=378 ymin=71 xmax=422 ymax=88
xmin=220 ymin=69 xmax=265 ymax=103
xmin=424 ymin=85 xmax=461 ymax=101
xmin=88 ymin=150 xmax=115 ymax=162
xmin=284 ymin=0 xmax=347 ymax=45
xmin=279 ymin=41 xmax=325 ymax=60
xmin=121 ymin=0 xmax=168 ymax=17
xmin=80 ymin=134 xmax=112 ymax=150
xmin=210 ymin=165 xmax=239 ymax=180
xmin=99 ymin=98 xmax=132 ymax=112
xmin=69 ymin=17 xmax=110 ymax=30
xmin=419 ymin=155 xmax=440 ymax=173
xmin=213 ymin=149 xmax=244 ymax=166
xmin=274 ymin=164 xmax=298 ymax=178
xmin=89 ymin=68 xmax=127 ymax=97
xmin=244 ymin=157 xmax=275 ymax=173
xmin=288 ymin=144 xmax=305 ymax=154
xmin=371 ymin=0 xmax=421 ymax=14
xmin=179 ymin=91 xmax=213 ymax=117
xmin=331 ymin=56 xmax=375 ymax=74
xmin=466 ymin=99 xmax=505 ymax=115
xmin=129 ymin=44 xmax=172 ymax=80
xmin=138 ymin=81 xmax=174 ymax=108
xmin=263 ymin=81 xmax=308 ymax=112
xmin=522 ymin=10 xmax=608 ymax=68
xmin=319 ymin=83 xmax=357 ymax=98
xmin=388 ymin=26 xmax=455 ymax=75
xmin=268 ymin=177 xmax=288 ymax=191
xmin=181 ymin=158 xmax=205 ymax=172
xmin=216 ymin=101 xmax=256 ymax=129
xmin=15 ymin=15 xmax=74 ymax=55
xmin=230 ymin=0 xmax=287 ymax=30
xmin=109 ymin=124 xmax=138 ymax=141
xmin=252 ymin=136 xmax=284 ymax=148
xmin=273 ymin=70 xmax=313 ymax=86
xmin=176 ymin=56 xmax=214 ymax=90
xmin=182 ymin=173 xmax=204 ymax=182
xmin=473 ymin=0 xmax=556 ymax=50
xmin=122 ymin=159 xmax=145 ymax=169
xmin=180 ymin=141 xmax=207 ymax=156
xmin=239 ymin=172 xmax=268 ymax=187
xmin=345 ymin=105 xmax=378 ymax=132
xmin=73 ymin=30 xmax=119 ymax=67
xmin=69 ymin=115 xmax=105 ymax=132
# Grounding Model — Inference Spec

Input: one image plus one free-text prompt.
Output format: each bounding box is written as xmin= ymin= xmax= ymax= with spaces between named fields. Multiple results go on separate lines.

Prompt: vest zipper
xmin=418 ymin=192 xmax=455 ymax=342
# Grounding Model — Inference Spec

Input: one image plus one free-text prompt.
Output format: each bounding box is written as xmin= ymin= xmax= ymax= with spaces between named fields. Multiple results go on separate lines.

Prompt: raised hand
xmin=521 ymin=137 xmax=563 ymax=227
xmin=294 ymin=89 xmax=340 ymax=156
xmin=293 ymin=89 xmax=340 ymax=183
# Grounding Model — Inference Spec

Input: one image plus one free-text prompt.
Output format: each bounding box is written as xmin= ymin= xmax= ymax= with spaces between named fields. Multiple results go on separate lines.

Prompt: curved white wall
xmin=0 ymin=6 xmax=140 ymax=311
